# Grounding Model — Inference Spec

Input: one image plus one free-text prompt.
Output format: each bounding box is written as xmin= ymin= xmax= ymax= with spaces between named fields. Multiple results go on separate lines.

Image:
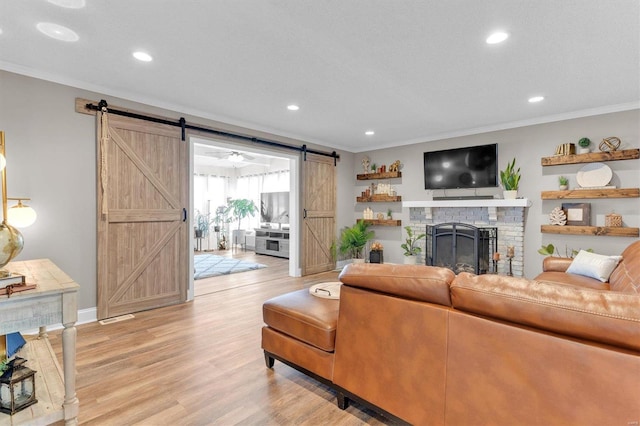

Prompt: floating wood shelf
xmin=358 ymin=219 xmax=402 ymax=226
xmin=541 ymin=148 xmax=639 ymax=166
xmin=357 ymin=171 xmax=402 ymax=180
xmin=541 ymin=188 xmax=640 ymax=199
xmin=356 ymin=195 xmax=402 ymax=202
xmin=541 ymin=225 xmax=639 ymax=237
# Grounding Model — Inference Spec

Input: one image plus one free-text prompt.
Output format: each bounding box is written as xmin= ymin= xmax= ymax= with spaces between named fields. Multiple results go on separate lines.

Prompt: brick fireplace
xmin=404 ymin=199 xmax=529 ymax=277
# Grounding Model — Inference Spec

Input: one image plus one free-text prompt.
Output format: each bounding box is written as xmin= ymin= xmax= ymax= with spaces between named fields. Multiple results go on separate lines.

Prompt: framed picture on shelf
xmin=562 ymin=202 xmax=591 ymax=226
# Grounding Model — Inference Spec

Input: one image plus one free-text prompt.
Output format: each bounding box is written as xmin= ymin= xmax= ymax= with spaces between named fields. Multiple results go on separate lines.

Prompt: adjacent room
xmin=0 ymin=1 xmax=638 ymax=425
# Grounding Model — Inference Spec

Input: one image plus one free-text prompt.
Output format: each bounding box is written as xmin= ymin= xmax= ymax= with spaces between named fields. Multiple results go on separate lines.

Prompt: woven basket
xmin=605 ymin=213 xmax=622 ymax=227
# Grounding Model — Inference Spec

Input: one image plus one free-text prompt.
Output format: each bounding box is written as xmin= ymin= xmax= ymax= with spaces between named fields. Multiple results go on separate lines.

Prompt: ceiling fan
xmin=204 ymin=150 xmax=255 ymax=163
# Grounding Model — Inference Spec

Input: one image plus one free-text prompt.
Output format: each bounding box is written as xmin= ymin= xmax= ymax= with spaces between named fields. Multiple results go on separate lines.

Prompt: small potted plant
xmin=401 ymin=226 xmax=426 ymax=264
xmin=500 ymin=158 xmax=521 ymax=199
xmin=578 ymin=137 xmax=591 ymax=154
xmin=558 ymin=176 xmax=568 ymax=190
xmin=387 ymin=208 xmax=393 ymax=220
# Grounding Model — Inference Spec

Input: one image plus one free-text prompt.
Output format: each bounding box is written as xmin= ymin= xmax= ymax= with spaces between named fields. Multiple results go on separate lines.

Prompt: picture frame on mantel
xmin=562 ymin=202 xmax=591 ymax=226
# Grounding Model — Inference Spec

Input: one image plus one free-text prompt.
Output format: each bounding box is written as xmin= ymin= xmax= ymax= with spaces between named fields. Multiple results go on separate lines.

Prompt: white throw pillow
xmin=566 ymin=250 xmax=622 ymax=282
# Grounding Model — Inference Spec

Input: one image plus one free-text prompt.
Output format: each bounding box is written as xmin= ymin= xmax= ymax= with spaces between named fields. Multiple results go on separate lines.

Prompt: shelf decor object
xmin=576 ymin=163 xmax=612 ymax=188
xmin=562 ymin=203 xmax=591 ymax=226
xmin=599 ymin=136 xmax=621 ymax=152
xmin=605 ymin=213 xmax=622 ymax=228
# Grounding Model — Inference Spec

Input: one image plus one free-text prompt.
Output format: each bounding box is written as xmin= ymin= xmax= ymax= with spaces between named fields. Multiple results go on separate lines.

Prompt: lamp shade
xmin=7 ymin=202 xmax=37 ymax=228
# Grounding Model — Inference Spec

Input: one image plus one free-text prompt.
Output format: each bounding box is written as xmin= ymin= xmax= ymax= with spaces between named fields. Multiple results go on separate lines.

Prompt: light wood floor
xmin=49 ymin=251 xmax=397 ymax=425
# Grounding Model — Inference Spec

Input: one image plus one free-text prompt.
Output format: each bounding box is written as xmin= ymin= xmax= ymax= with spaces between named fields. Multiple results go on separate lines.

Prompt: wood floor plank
xmin=48 ymin=251 xmax=398 ymax=425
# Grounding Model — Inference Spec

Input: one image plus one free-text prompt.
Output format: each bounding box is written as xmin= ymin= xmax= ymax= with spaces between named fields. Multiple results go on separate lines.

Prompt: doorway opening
xmin=189 ymin=136 xmax=300 ymax=299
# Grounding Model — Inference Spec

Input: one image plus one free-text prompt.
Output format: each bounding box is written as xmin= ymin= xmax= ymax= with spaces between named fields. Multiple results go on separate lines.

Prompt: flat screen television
xmin=424 ymin=144 xmax=498 ymax=190
xmin=260 ymin=191 xmax=289 ymax=224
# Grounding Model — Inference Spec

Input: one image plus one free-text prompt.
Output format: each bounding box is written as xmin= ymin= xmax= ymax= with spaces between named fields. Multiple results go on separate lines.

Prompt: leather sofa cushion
xmin=451 ymin=272 xmax=640 ymax=352
xmin=535 ymin=271 xmax=610 ymax=290
xmin=263 ymin=289 xmax=339 ymax=352
xmin=339 ymin=263 xmax=455 ymax=307
xmin=609 ymin=240 xmax=640 ymax=293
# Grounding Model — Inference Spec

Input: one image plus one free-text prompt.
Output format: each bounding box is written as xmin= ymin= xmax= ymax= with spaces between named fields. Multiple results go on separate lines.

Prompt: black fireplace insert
xmin=426 ymin=223 xmax=497 ymax=274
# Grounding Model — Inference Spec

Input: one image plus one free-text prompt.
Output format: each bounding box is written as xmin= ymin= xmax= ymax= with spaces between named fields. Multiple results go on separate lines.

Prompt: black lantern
xmin=369 ymin=250 xmax=383 ymax=264
xmin=0 ymin=357 xmax=37 ymax=415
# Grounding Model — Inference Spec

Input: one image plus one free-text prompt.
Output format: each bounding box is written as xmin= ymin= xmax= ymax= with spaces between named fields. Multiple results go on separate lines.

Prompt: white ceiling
xmin=1 ymin=1 xmax=639 ymax=152
xmin=193 ymin=141 xmax=285 ymax=169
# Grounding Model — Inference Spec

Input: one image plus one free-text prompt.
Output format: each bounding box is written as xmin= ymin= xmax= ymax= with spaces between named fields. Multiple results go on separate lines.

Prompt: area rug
xmin=194 ymin=254 xmax=266 ymax=280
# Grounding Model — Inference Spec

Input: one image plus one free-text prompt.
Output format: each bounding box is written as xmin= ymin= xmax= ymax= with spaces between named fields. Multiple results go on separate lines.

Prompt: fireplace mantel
xmin=403 ymin=199 xmax=530 ymax=208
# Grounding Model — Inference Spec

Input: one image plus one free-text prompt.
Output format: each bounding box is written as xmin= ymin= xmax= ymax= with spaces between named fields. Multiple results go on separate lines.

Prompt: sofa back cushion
xmin=450 ymin=272 xmax=640 ymax=352
xmin=609 ymin=240 xmax=640 ymax=293
xmin=339 ymin=263 xmax=455 ymax=306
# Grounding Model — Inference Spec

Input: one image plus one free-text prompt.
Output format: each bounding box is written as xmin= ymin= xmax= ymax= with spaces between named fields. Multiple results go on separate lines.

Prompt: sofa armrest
xmin=339 ymin=263 xmax=455 ymax=307
xmin=542 ymin=256 xmax=573 ymax=272
xmin=451 ymin=272 xmax=640 ymax=352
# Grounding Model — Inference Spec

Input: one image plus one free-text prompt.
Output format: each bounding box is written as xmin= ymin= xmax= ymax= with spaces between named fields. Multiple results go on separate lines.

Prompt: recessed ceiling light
xmin=133 ymin=51 xmax=153 ymax=62
xmin=47 ymin=0 xmax=86 ymax=8
xmin=287 ymin=104 xmax=300 ymax=111
xmin=486 ymin=32 xmax=509 ymax=44
xmin=36 ymin=22 xmax=79 ymax=42
xmin=528 ymin=96 xmax=545 ymax=103
xmin=365 ymin=130 xmax=375 ymax=136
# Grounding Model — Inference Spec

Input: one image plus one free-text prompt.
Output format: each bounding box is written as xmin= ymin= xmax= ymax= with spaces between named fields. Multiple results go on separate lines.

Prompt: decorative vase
xmin=559 ymin=185 xmax=568 ymax=191
xmin=404 ymin=255 xmax=418 ymax=265
xmin=503 ymin=190 xmax=518 ymax=200
xmin=578 ymin=148 xmax=590 ymax=154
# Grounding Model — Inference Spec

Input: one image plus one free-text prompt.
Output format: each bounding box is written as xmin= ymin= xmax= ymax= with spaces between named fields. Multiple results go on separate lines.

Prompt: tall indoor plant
xmin=227 ymin=198 xmax=258 ymax=230
xmin=500 ymin=158 xmax=521 ymax=199
xmin=339 ymin=221 xmax=374 ymax=262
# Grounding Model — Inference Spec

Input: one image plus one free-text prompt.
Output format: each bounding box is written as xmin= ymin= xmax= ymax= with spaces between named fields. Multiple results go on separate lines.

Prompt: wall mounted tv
xmin=424 ymin=143 xmax=498 ymax=190
xmin=260 ymin=191 xmax=289 ymax=224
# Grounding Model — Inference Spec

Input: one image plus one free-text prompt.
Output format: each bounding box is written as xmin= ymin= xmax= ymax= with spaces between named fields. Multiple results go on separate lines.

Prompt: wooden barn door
xmin=96 ymin=112 xmax=188 ymax=320
xmin=301 ymin=153 xmax=336 ymax=275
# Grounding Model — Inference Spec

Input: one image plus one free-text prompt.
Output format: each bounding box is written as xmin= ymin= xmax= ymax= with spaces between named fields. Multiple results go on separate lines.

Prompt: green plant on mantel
xmin=500 ymin=158 xmax=521 ymax=190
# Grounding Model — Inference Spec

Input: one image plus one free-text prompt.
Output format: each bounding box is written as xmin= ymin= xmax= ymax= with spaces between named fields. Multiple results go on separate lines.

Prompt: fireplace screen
xmin=426 ymin=223 xmax=497 ymax=274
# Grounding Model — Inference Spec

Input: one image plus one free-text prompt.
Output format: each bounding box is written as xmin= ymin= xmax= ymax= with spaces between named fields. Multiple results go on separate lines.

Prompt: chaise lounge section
xmin=262 ymin=241 xmax=640 ymax=425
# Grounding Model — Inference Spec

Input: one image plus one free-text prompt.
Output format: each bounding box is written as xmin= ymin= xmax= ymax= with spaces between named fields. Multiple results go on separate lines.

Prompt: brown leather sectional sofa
xmin=262 ymin=241 xmax=640 ymax=425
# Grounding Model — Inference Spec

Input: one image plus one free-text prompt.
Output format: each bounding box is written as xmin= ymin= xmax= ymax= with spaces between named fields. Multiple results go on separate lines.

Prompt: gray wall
xmin=354 ymin=110 xmax=640 ymax=277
